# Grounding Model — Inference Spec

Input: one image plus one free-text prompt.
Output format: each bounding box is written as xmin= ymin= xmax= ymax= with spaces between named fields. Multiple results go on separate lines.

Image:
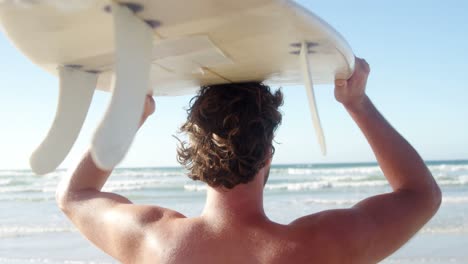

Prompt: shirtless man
xmin=56 ymin=57 xmax=441 ymax=264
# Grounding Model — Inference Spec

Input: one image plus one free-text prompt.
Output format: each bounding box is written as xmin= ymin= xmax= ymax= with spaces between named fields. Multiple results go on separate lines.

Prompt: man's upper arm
xmin=291 ymin=190 xmax=439 ymax=263
xmin=58 ymin=190 xmax=184 ymax=263
xmin=350 ymin=190 xmax=439 ymax=262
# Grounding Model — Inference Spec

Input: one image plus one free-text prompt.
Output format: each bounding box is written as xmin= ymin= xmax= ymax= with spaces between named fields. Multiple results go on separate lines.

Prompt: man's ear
xmin=268 ymin=145 xmax=274 ymax=162
xmin=262 ymin=157 xmax=272 ymax=186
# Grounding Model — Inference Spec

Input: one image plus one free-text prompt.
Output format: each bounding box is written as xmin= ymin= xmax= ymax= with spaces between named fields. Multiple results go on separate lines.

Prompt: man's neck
xmin=201 ymin=166 xmax=269 ymax=225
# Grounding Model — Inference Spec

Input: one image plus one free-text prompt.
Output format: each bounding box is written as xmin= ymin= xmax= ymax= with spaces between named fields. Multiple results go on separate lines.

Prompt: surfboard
xmin=0 ymin=0 xmax=355 ymax=174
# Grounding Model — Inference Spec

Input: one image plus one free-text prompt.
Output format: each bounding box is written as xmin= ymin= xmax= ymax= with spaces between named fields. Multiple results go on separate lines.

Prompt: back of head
xmin=177 ymin=82 xmax=283 ymax=189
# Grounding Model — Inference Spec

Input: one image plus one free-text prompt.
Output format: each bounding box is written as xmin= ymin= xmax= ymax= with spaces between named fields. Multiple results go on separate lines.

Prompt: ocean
xmin=0 ymin=160 xmax=467 ymax=263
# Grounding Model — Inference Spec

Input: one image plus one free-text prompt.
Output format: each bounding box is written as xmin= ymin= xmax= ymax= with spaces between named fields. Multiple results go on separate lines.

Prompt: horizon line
xmin=1 ymin=159 xmax=467 ymax=172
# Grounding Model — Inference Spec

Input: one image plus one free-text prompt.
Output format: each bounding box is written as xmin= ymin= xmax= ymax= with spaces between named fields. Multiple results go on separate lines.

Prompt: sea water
xmin=1 ymin=160 xmax=467 ymax=263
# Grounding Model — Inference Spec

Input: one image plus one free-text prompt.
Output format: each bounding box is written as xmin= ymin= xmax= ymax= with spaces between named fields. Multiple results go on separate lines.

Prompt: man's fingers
xmin=356 ymin=57 xmax=370 ymax=74
xmin=335 ymin=79 xmax=347 ymax=88
xmin=143 ymin=95 xmax=155 ymax=117
xmin=147 ymin=96 xmax=155 ymax=113
xmin=361 ymin=59 xmax=370 ymax=74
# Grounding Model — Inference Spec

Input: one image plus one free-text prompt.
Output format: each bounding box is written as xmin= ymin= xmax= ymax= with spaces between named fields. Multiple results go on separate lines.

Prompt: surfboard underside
xmin=0 ymin=0 xmax=354 ymax=95
xmin=0 ymin=0 xmax=355 ymax=173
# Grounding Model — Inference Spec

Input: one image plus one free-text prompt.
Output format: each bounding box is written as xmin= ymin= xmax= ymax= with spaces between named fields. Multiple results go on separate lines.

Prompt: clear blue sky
xmin=0 ymin=0 xmax=467 ymax=170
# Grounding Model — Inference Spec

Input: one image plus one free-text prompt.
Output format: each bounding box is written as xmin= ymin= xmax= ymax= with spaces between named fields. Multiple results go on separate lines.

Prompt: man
xmin=56 ymin=57 xmax=441 ymax=264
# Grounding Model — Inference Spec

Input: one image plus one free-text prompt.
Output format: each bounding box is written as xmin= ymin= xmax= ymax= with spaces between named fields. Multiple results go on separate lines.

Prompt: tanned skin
xmin=56 ymin=57 xmax=441 ymax=264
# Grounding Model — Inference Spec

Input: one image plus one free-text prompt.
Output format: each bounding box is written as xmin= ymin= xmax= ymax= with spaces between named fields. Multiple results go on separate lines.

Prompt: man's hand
xmin=334 ymin=57 xmax=370 ymax=111
xmin=139 ymin=95 xmax=155 ymax=127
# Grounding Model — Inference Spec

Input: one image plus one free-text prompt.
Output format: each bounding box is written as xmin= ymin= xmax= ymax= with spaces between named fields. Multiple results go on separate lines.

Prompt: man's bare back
xmin=56 ymin=57 xmax=441 ymax=264
xmin=136 ymin=212 xmax=357 ymax=263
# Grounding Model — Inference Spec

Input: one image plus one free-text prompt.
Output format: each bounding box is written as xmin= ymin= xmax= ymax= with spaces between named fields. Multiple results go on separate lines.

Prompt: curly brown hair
xmin=176 ymin=82 xmax=283 ymax=189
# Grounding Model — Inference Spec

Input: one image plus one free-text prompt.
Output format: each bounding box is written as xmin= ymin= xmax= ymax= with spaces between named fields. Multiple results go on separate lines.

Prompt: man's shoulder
xmin=290 ymin=208 xmax=363 ymax=228
xmin=124 ymin=204 xmax=186 ymax=228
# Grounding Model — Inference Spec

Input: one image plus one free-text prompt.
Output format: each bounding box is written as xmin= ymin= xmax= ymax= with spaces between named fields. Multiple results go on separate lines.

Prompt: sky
xmin=0 ymin=0 xmax=467 ymax=170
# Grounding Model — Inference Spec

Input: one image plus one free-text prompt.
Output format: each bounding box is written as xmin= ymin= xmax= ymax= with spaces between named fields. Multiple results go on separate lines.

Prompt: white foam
xmin=102 ymin=178 xmax=183 ymax=192
xmin=182 ymin=180 xmax=391 ymax=192
xmin=382 ymin=256 xmax=467 ymax=263
xmin=442 ymin=196 xmax=468 ymax=204
xmin=0 ymin=184 xmax=61 ymax=193
xmin=0 ymin=225 xmax=75 ymax=238
xmin=105 ymin=179 xmax=162 ymax=188
xmin=421 ymin=226 xmax=468 ymax=234
xmin=265 ymin=180 xmax=388 ymax=191
xmin=302 ymin=195 xmax=468 ymax=206
xmin=303 ymin=198 xmax=359 ymax=205
xmin=183 ymin=184 xmax=207 ymax=192
xmin=331 ymin=180 xmax=388 ymax=188
xmin=437 ymin=179 xmax=468 ymax=186
xmin=0 ymin=170 xmax=35 ymax=177
xmin=102 ymin=185 xmax=144 ymax=192
xmin=0 ymin=179 xmax=12 ymax=185
xmin=113 ymin=170 xmax=184 ymax=178
xmin=317 ymin=175 xmax=373 ymax=182
xmin=286 ymin=166 xmax=382 ymax=176
xmin=0 ymin=196 xmax=54 ymax=202
xmin=0 ymin=186 xmax=44 ymax=193
xmin=457 ymin=175 xmax=468 ymax=184
xmin=429 ymin=164 xmax=468 ymax=172
xmin=266 ymin=181 xmax=332 ymax=191
xmin=0 ymin=257 xmax=113 ymax=264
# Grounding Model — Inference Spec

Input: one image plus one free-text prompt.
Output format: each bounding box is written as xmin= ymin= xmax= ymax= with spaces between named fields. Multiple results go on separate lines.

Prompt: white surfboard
xmin=0 ymin=0 xmax=355 ymax=174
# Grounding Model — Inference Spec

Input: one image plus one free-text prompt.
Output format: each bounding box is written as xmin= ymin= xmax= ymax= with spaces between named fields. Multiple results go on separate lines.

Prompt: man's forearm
xmin=57 ymin=103 xmax=153 ymax=198
xmin=346 ymin=96 xmax=440 ymax=197
xmin=57 ymin=151 xmax=112 ymax=200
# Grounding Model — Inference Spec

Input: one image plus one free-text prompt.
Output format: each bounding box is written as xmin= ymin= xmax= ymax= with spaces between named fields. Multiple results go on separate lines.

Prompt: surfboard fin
xmin=300 ymin=41 xmax=327 ymax=155
xmin=90 ymin=2 xmax=153 ymax=170
xmin=30 ymin=67 xmax=97 ymax=175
